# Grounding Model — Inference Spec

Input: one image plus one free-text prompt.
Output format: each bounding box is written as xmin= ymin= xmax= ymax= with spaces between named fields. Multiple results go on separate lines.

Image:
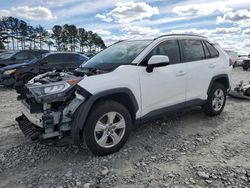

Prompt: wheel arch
xmin=207 ymin=74 xmax=230 ymax=95
xmin=18 ymin=72 xmax=35 ymax=81
xmin=71 ymin=87 xmax=139 ymax=143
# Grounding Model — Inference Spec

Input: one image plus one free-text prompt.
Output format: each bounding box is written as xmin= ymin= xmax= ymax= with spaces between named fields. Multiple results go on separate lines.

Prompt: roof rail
xmin=154 ymin=34 xmax=207 ymax=40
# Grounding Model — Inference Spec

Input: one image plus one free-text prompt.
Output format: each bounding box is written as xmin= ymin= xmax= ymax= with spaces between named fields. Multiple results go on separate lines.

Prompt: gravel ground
xmin=0 ymin=67 xmax=250 ymax=188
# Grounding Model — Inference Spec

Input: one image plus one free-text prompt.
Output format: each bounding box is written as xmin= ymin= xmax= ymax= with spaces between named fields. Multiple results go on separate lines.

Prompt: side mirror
xmin=146 ymin=55 xmax=170 ymax=73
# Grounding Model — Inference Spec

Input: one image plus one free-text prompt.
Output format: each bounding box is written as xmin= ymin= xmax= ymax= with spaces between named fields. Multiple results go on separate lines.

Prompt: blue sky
xmin=0 ymin=0 xmax=250 ymax=54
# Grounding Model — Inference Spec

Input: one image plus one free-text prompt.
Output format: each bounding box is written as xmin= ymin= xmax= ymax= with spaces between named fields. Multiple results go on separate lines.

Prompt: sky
xmin=0 ymin=0 xmax=250 ymax=54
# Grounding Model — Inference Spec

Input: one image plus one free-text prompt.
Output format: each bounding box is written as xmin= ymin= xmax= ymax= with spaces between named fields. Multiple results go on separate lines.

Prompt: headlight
xmin=3 ymin=69 xmax=16 ymax=75
xmin=30 ymin=82 xmax=71 ymax=96
xmin=28 ymin=78 xmax=82 ymax=102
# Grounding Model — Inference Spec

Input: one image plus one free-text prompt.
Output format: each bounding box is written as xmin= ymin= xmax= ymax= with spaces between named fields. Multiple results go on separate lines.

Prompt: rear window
xmin=44 ymin=54 xmax=65 ymax=64
xmin=181 ymin=40 xmax=205 ymax=62
xmin=204 ymin=41 xmax=219 ymax=58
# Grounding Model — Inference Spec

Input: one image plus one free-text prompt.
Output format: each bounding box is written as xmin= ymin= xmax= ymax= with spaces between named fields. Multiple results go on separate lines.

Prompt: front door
xmin=137 ymin=40 xmax=187 ymax=117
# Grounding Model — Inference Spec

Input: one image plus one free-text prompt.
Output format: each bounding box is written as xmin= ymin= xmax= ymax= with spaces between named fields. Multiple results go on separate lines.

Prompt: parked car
xmin=242 ymin=55 xmax=250 ymax=70
xmin=0 ymin=52 xmax=88 ymax=86
xmin=16 ymin=34 xmax=231 ymax=155
xmin=0 ymin=49 xmax=8 ymax=54
xmin=225 ymin=50 xmax=238 ymax=67
xmin=0 ymin=50 xmax=48 ymax=68
xmin=237 ymin=54 xmax=248 ymax=66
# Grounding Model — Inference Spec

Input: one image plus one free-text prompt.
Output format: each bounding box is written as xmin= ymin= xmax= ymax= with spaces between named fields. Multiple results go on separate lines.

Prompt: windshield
xmin=0 ymin=52 xmax=16 ymax=59
xmin=81 ymin=40 xmax=152 ymax=69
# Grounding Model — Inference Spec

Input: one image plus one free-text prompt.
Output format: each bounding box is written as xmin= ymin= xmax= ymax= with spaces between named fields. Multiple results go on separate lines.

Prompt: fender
xmin=207 ymin=74 xmax=230 ymax=94
xmin=71 ymin=87 xmax=139 ymax=143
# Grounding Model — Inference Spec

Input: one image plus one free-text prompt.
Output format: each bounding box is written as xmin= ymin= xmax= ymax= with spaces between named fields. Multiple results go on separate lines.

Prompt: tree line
xmin=0 ymin=16 xmax=106 ymax=52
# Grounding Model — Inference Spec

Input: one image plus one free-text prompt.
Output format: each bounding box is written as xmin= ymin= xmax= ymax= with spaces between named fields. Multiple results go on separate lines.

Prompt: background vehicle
xmin=0 ymin=52 xmax=88 ymax=86
xmin=0 ymin=49 xmax=8 ymax=54
xmin=0 ymin=50 xmax=48 ymax=68
xmin=16 ymin=35 xmax=231 ymax=156
xmin=237 ymin=54 xmax=249 ymax=66
xmin=242 ymin=55 xmax=250 ymax=70
xmin=225 ymin=50 xmax=238 ymax=67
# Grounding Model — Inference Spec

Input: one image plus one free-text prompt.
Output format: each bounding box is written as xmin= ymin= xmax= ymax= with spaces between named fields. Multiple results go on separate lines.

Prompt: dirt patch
xmin=0 ymin=67 xmax=250 ymax=188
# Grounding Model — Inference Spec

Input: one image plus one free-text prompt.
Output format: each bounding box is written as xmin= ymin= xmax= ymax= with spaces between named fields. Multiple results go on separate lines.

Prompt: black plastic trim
xmin=71 ymin=87 xmax=139 ymax=142
xmin=137 ymin=99 xmax=206 ymax=124
xmin=75 ymin=84 xmax=92 ymax=99
xmin=207 ymin=74 xmax=230 ymax=94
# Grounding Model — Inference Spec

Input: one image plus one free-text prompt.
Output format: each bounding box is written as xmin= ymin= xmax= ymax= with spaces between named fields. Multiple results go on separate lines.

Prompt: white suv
xmin=16 ymin=34 xmax=232 ymax=155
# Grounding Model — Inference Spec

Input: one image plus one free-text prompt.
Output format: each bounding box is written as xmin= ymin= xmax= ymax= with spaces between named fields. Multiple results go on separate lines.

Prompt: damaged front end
xmin=15 ymin=71 xmax=89 ymax=140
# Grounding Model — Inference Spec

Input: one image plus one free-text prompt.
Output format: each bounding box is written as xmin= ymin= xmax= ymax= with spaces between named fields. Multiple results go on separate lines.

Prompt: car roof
xmin=121 ymin=34 xmax=209 ymax=43
xmin=47 ymin=52 xmax=79 ymax=55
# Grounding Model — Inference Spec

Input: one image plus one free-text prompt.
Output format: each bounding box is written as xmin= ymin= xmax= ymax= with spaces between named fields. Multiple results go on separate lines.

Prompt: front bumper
xmin=18 ymin=90 xmax=85 ymax=139
xmin=0 ymin=73 xmax=15 ymax=86
xmin=20 ymin=100 xmax=43 ymax=127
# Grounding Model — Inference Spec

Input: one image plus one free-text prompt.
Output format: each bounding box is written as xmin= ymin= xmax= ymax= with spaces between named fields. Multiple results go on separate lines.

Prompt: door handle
xmin=209 ymin=63 xmax=216 ymax=68
xmin=176 ymin=70 xmax=186 ymax=77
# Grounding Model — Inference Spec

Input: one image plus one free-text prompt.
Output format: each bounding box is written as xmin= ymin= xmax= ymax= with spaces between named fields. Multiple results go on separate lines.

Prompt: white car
xmin=16 ymin=34 xmax=232 ymax=155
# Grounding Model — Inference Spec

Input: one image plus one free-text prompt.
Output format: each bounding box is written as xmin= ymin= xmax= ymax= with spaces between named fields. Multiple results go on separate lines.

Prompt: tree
xmin=18 ymin=20 xmax=29 ymax=50
xmin=67 ymin=24 xmax=78 ymax=51
xmin=3 ymin=17 xmax=19 ymax=50
xmin=77 ymin=28 xmax=88 ymax=52
xmin=0 ymin=16 xmax=106 ymax=52
xmin=51 ymin=25 xmax=63 ymax=51
xmin=46 ymin=40 xmax=54 ymax=51
xmin=35 ymin=25 xmax=48 ymax=49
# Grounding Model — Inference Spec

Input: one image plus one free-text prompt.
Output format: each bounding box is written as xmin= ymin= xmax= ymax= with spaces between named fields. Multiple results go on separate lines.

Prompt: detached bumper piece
xmin=16 ymin=115 xmax=43 ymax=140
xmin=228 ymin=81 xmax=250 ymax=100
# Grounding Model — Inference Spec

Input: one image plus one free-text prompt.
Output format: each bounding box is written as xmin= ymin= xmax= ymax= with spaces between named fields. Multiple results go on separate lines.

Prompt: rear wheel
xmin=243 ymin=67 xmax=248 ymax=71
xmin=84 ymin=100 xmax=132 ymax=156
xmin=203 ymin=83 xmax=226 ymax=116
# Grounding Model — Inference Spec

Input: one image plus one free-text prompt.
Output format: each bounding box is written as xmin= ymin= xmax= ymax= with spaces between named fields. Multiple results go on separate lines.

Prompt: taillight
xmin=229 ymin=58 xmax=234 ymax=66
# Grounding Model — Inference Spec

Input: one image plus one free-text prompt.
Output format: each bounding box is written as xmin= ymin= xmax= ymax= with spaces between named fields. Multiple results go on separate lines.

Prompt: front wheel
xmin=203 ymin=83 xmax=226 ymax=116
xmin=19 ymin=73 xmax=34 ymax=84
xmin=84 ymin=101 xmax=132 ymax=156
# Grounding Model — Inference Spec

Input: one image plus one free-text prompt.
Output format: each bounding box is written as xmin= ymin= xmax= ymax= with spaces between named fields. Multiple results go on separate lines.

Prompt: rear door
xmin=180 ymin=39 xmax=216 ymax=102
xmin=39 ymin=54 xmax=65 ymax=73
xmin=62 ymin=54 xmax=82 ymax=71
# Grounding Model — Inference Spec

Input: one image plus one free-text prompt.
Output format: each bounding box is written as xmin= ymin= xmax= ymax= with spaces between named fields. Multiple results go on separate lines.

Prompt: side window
xmin=43 ymin=54 xmax=64 ymax=64
xmin=202 ymin=41 xmax=211 ymax=58
xmin=67 ymin=54 xmax=80 ymax=62
xmin=204 ymin=41 xmax=219 ymax=58
xmin=13 ymin=52 xmax=29 ymax=60
xmin=181 ymin=40 xmax=205 ymax=62
xmin=142 ymin=40 xmax=180 ymax=65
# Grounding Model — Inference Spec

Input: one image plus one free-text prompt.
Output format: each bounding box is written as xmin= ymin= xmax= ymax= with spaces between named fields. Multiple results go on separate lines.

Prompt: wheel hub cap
xmin=94 ymin=112 xmax=126 ymax=148
xmin=212 ymin=88 xmax=224 ymax=111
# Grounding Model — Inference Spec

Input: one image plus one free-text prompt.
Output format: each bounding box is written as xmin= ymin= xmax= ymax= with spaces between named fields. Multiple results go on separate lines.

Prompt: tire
xmin=243 ymin=67 xmax=248 ymax=71
xmin=19 ymin=73 xmax=34 ymax=84
xmin=83 ymin=100 xmax=132 ymax=156
xmin=203 ymin=83 xmax=226 ymax=116
xmin=233 ymin=62 xmax=236 ymax=68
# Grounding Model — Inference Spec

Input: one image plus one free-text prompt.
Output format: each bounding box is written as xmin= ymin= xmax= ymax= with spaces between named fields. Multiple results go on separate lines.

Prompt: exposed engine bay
xmin=228 ymin=81 xmax=250 ymax=100
xmin=15 ymin=71 xmax=89 ymax=140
